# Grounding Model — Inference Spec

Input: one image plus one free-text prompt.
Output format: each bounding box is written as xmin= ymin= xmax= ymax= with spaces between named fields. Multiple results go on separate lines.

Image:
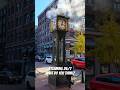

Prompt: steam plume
xmin=46 ymin=0 xmax=85 ymax=31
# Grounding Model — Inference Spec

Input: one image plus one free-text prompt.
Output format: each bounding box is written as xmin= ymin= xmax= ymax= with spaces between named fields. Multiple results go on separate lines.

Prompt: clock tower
xmin=48 ymin=15 xmax=72 ymax=89
xmin=52 ymin=15 xmax=69 ymax=66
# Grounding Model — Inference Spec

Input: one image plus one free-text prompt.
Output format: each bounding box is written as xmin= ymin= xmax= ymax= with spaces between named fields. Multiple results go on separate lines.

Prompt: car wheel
xmin=46 ymin=61 xmax=48 ymax=64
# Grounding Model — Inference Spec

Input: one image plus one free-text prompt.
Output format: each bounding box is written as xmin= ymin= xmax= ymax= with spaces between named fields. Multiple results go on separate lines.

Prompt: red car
xmin=89 ymin=73 xmax=120 ymax=90
xmin=71 ymin=57 xmax=85 ymax=69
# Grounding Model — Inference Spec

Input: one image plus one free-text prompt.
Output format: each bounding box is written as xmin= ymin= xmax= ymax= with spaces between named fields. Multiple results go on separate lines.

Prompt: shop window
xmin=24 ymin=14 xmax=30 ymax=24
xmin=100 ymin=64 xmax=110 ymax=74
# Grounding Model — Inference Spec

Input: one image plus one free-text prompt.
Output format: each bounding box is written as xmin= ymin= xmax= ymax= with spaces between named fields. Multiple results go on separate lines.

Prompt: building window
xmin=16 ymin=18 xmax=19 ymax=26
xmin=11 ymin=6 xmax=14 ymax=15
xmin=30 ymin=11 xmax=34 ymax=22
xmin=20 ymin=16 xmax=22 ymax=25
xmin=16 ymin=3 xmax=21 ymax=12
xmin=24 ymin=0 xmax=27 ymax=7
xmin=29 ymin=0 xmax=34 ymax=4
xmin=100 ymin=64 xmax=110 ymax=74
xmin=24 ymin=0 xmax=34 ymax=5
xmin=0 ymin=10 xmax=1 ymax=16
xmin=3 ymin=8 xmax=6 ymax=15
xmin=115 ymin=0 xmax=120 ymax=2
xmin=26 ymin=14 xmax=30 ymax=24
xmin=8 ymin=8 xmax=11 ymax=16
xmin=118 ymin=4 xmax=120 ymax=9
xmin=86 ymin=15 xmax=94 ymax=28
xmin=24 ymin=14 xmax=30 ymax=24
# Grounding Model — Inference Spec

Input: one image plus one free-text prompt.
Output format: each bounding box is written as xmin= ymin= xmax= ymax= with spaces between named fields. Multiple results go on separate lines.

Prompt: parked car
xmin=40 ymin=57 xmax=45 ymax=62
xmin=35 ymin=55 xmax=41 ymax=62
xmin=45 ymin=55 xmax=52 ymax=64
xmin=71 ymin=57 xmax=85 ymax=69
xmin=12 ymin=72 xmax=23 ymax=83
xmin=25 ymin=71 xmax=35 ymax=89
xmin=89 ymin=73 xmax=120 ymax=90
xmin=0 ymin=71 xmax=18 ymax=84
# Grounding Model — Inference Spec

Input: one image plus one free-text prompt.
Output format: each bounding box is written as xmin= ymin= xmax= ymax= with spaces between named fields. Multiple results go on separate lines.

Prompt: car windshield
xmin=110 ymin=76 xmax=120 ymax=84
xmin=47 ymin=57 xmax=52 ymax=58
xmin=75 ymin=58 xmax=85 ymax=61
xmin=96 ymin=75 xmax=120 ymax=84
xmin=80 ymin=58 xmax=85 ymax=61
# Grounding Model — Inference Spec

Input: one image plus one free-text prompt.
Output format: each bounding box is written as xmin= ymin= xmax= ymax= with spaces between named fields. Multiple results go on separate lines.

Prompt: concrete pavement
xmin=35 ymin=72 xmax=85 ymax=90
xmin=35 ymin=62 xmax=85 ymax=90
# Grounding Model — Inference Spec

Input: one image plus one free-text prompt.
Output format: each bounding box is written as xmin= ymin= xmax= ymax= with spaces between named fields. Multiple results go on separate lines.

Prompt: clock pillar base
xmin=48 ymin=75 xmax=71 ymax=90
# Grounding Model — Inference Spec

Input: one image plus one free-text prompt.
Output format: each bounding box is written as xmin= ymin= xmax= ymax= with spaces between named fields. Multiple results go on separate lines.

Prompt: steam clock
xmin=48 ymin=15 xmax=72 ymax=89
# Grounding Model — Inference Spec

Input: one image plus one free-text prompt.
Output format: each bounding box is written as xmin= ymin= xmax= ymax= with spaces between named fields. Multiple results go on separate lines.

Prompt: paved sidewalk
xmin=35 ymin=62 xmax=85 ymax=90
xmin=36 ymin=75 xmax=85 ymax=90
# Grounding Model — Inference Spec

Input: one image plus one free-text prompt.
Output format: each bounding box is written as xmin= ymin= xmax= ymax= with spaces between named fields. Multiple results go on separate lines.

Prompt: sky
xmin=35 ymin=0 xmax=53 ymax=26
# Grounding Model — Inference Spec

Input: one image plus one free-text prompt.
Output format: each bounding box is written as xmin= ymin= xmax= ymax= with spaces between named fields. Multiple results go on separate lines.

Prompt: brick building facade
xmin=0 ymin=1 xmax=8 ymax=68
xmin=37 ymin=0 xmax=58 ymax=57
xmin=85 ymin=0 xmax=120 ymax=88
xmin=0 ymin=0 xmax=35 ymax=74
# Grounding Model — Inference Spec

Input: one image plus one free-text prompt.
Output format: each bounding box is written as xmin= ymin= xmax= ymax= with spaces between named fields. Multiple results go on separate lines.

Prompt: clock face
xmin=58 ymin=19 xmax=67 ymax=30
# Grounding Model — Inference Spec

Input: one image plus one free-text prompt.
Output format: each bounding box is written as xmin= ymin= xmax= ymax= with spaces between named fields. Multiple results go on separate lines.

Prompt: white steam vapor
xmin=46 ymin=0 xmax=85 ymax=31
